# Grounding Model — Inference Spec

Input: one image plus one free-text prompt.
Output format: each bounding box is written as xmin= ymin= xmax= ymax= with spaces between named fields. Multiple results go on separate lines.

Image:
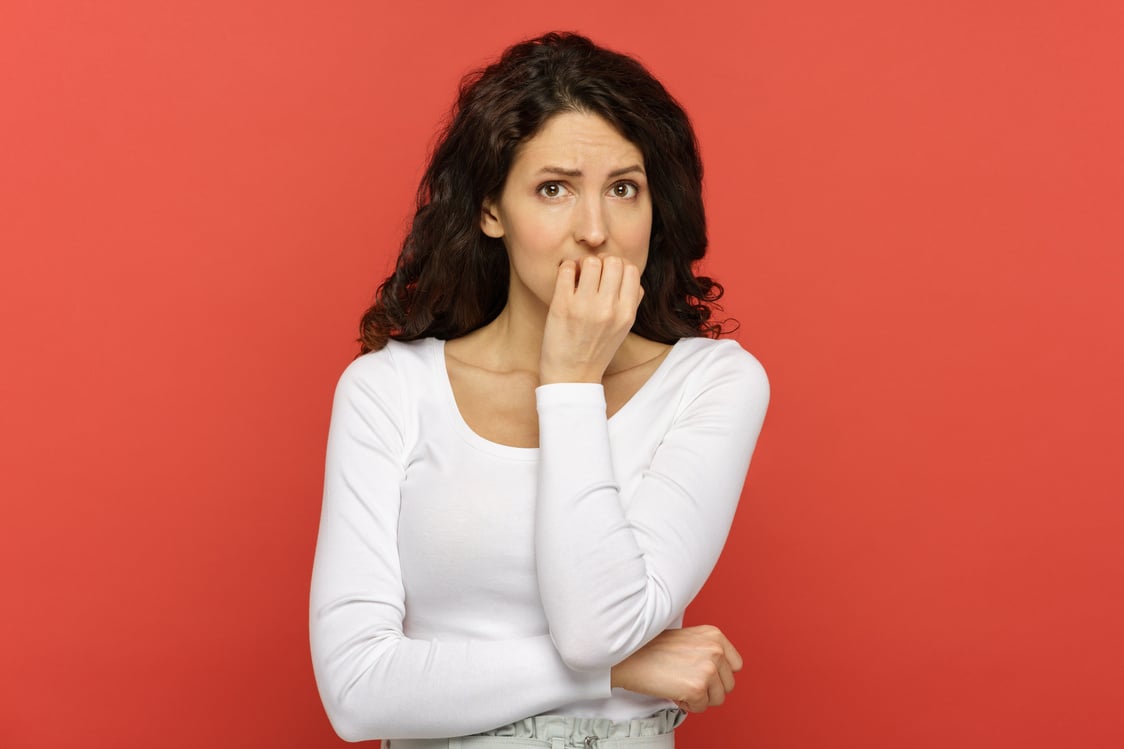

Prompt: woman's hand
xmin=610 ymin=625 xmax=743 ymax=713
xmin=539 ymin=255 xmax=643 ymax=384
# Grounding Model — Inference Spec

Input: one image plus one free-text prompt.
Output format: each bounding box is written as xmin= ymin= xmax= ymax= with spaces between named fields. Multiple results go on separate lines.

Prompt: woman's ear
xmin=480 ymin=199 xmax=505 ymax=238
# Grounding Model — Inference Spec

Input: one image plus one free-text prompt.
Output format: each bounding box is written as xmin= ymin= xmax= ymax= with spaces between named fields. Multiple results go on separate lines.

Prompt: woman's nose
xmin=572 ymin=196 xmax=608 ymax=248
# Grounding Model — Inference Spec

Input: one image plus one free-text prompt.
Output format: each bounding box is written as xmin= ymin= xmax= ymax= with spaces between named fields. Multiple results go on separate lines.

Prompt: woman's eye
xmin=537 ymin=182 xmax=568 ymax=198
xmin=610 ymin=182 xmax=639 ymax=199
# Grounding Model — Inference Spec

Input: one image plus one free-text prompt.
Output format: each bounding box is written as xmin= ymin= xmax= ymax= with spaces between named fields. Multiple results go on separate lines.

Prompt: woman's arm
xmin=310 ymin=353 xmax=608 ymax=742
xmin=534 ymin=341 xmax=769 ymax=671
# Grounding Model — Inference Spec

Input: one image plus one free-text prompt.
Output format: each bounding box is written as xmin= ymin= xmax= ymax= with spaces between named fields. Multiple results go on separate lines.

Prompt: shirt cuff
xmin=535 ymin=382 xmax=606 ymax=412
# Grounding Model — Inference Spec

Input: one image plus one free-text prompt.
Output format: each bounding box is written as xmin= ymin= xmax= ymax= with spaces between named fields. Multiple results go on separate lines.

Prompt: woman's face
xmin=481 ymin=111 xmax=653 ymax=311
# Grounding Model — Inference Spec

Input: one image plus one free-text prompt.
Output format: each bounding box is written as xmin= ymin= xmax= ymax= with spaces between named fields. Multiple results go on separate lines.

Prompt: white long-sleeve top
xmin=310 ymin=336 xmax=769 ymax=742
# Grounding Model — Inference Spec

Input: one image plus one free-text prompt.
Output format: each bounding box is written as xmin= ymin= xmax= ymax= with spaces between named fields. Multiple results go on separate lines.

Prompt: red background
xmin=2 ymin=1 xmax=1122 ymax=747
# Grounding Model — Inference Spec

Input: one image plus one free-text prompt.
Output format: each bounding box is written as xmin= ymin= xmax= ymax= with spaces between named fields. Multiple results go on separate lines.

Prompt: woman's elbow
xmin=312 ymin=655 xmax=390 ymax=743
xmin=330 ymin=719 xmax=370 ymax=745
xmin=319 ymin=687 xmax=381 ymax=743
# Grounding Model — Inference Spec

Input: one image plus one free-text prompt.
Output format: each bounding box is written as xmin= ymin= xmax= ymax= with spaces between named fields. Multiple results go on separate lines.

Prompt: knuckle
xmin=684 ymin=681 xmax=708 ymax=704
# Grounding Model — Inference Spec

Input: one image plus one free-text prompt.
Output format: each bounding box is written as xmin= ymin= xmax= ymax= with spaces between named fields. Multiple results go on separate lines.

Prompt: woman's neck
xmin=468 ymin=300 xmax=547 ymax=375
xmin=454 ymin=296 xmax=663 ymax=381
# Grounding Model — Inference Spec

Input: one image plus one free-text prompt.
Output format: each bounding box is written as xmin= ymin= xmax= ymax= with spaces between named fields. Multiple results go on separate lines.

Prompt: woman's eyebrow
xmin=535 ymin=164 xmax=646 ymax=178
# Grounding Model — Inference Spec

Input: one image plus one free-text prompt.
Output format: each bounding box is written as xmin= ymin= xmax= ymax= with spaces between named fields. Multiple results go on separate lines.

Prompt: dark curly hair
xmin=359 ymin=32 xmax=727 ymax=354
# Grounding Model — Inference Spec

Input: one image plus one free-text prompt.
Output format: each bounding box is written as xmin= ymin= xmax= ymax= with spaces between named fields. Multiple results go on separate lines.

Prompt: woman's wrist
xmin=538 ymin=358 xmax=607 ymax=385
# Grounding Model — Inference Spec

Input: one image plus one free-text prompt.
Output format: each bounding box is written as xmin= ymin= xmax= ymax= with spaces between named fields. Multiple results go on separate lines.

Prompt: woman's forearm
xmin=534 ymin=343 xmax=769 ymax=670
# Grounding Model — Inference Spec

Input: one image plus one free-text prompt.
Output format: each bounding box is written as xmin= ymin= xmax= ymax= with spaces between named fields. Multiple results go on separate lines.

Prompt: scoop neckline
xmin=430 ymin=337 xmax=685 ymax=458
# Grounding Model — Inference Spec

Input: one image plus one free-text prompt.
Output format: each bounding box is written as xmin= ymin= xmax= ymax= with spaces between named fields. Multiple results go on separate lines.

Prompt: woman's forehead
xmin=511 ymin=111 xmax=644 ymax=175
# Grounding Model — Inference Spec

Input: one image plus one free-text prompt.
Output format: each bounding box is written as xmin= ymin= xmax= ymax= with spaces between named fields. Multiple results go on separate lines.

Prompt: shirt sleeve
xmin=534 ymin=341 xmax=770 ymax=671
xmin=309 ymin=350 xmax=609 ymax=742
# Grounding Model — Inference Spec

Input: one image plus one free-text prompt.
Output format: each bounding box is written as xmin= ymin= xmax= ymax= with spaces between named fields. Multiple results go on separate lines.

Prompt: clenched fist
xmin=610 ymin=625 xmax=743 ymax=713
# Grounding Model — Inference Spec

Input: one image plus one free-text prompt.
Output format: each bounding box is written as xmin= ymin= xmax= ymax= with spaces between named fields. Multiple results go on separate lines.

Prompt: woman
xmin=310 ymin=32 xmax=769 ymax=747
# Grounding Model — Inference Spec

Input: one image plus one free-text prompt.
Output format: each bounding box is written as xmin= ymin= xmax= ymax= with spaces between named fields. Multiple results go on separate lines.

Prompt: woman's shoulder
xmin=335 ymin=337 xmax=440 ymax=392
xmin=659 ymin=336 xmax=770 ymax=428
xmin=671 ymin=336 xmax=768 ymax=386
xmin=328 ymin=339 xmax=441 ymax=447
